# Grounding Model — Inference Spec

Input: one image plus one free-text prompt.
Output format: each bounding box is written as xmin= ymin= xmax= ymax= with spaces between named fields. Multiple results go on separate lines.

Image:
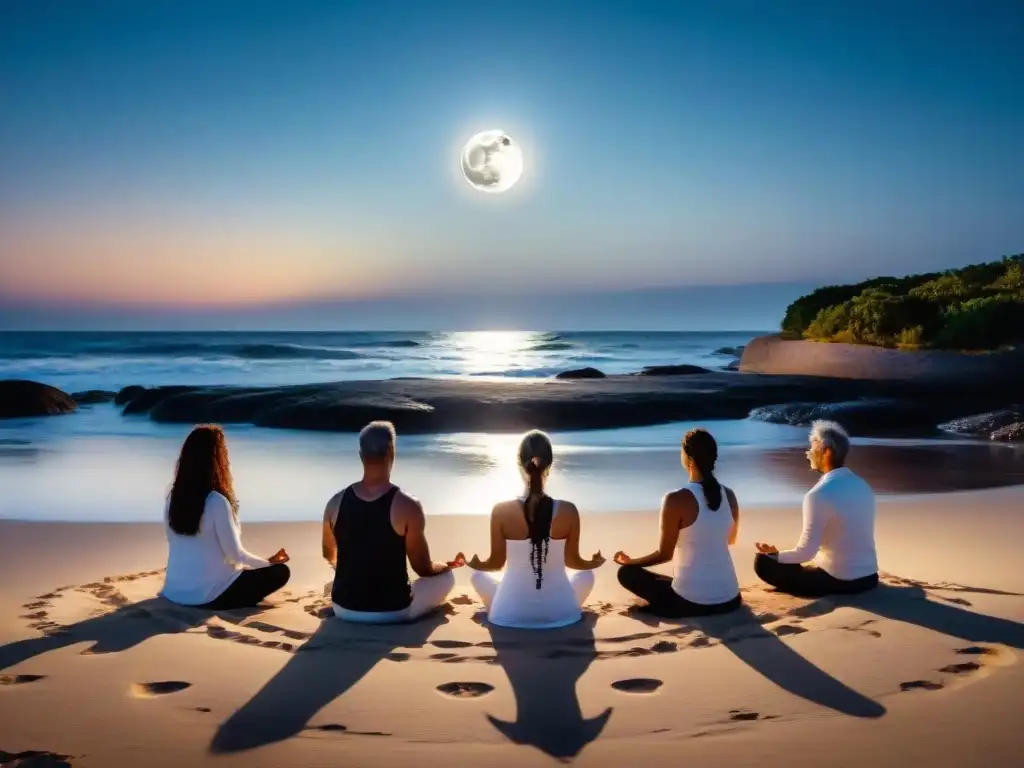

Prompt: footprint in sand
xmin=729 ymin=709 xmax=761 ymax=721
xmin=450 ymin=594 xmax=475 ymax=606
xmin=431 ymin=640 xmax=473 ymax=649
xmin=940 ymin=662 xmax=981 ymax=674
xmin=0 ymin=749 xmax=73 ymax=767
xmin=773 ymin=624 xmax=808 ymax=637
xmin=437 ymin=682 xmax=494 ymax=699
xmin=0 ymin=674 xmax=47 ymax=686
xmin=306 ymin=723 xmax=391 ymax=736
xmin=956 ymin=646 xmax=997 ymax=656
xmin=131 ymin=681 xmax=192 ymax=698
xmin=611 ymin=678 xmax=663 ymax=694
xmin=899 ymin=680 xmax=944 ymax=692
xmin=650 ymin=641 xmax=678 ymax=653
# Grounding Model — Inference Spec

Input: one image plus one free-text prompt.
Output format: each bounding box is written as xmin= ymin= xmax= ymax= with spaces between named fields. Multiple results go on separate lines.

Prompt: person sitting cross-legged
xmin=754 ymin=420 xmax=879 ymax=598
xmin=322 ymin=420 xmax=462 ymax=624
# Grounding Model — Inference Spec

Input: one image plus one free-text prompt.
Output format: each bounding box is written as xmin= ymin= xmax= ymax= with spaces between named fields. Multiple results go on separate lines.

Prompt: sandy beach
xmin=2 ymin=487 xmax=1022 ymax=767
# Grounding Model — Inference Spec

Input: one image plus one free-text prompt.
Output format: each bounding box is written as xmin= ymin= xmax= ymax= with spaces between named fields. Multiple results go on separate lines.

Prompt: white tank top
xmin=671 ymin=483 xmax=740 ymax=605
xmin=487 ymin=501 xmax=583 ymax=630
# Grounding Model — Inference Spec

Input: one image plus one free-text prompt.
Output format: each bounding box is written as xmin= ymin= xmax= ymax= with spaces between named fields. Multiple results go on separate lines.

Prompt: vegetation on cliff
xmin=781 ymin=254 xmax=1024 ymax=350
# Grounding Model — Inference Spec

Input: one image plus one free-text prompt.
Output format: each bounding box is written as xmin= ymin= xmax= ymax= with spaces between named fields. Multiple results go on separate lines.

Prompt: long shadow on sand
xmin=0 ymin=598 xmax=262 ymax=672
xmin=667 ymin=606 xmax=886 ymax=719
xmin=630 ymin=578 xmax=1024 ymax=719
xmin=790 ymin=580 xmax=1024 ymax=649
xmin=484 ymin=613 xmax=612 ymax=760
xmin=210 ymin=613 xmax=447 ymax=753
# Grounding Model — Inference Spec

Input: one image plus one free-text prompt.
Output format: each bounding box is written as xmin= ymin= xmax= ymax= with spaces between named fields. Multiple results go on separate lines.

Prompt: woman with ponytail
xmin=464 ymin=429 xmax=605 ymax=628
xmin=614 ymin=428 xmax=741 ymax=618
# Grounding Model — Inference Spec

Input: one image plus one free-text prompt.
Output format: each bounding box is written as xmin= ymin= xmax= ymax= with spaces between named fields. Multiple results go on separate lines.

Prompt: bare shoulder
xmin=325 ymin=488 xmax=346 ymax=510
xmin=554 ymin=499 xmax=579 ymax=518
xmin=724 ymin=486 xmax=739 ymax=508
xmin=491 ymin=499 xmax=521 ymax=517
xmin=664 ymin=487 xmax=695 ymax=508
xmin=394 ymin=489 xmax=424 ymax=516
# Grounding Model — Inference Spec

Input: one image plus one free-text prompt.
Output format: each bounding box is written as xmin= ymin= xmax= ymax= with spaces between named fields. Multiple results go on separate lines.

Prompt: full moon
xmin=460 ymin=130 xmax=524 ymax=193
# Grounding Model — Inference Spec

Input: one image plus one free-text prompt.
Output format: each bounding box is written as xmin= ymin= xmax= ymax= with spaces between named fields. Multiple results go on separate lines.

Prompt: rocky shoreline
xmin=2 ymin=364 xmax=1021 ymax=440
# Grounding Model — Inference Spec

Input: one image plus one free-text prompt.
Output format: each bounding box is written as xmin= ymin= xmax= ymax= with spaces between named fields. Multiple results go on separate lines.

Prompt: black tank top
xmin=331 ymin=485 xmax=412 ymax=612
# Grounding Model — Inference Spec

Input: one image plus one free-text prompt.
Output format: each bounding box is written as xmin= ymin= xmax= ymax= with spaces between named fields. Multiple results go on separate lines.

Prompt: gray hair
xmin=810 ymin=420 xmax=850 ymax=465
xmin=359 ymin=421 xmax=396 ymax=462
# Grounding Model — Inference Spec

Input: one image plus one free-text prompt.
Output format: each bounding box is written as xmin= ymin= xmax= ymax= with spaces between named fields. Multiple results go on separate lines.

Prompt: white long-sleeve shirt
xmin=778 ymin=467 xmax=878 ymax=580
xmin=160 ymin=491 xmax=270 ymax=606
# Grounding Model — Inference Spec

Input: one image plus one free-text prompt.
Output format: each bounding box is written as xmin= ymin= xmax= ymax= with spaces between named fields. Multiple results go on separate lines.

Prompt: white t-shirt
xmin=160 ymin=491 xmax=270 ymax=606
xmin=778 ymin=467 xmax=878 ymax=580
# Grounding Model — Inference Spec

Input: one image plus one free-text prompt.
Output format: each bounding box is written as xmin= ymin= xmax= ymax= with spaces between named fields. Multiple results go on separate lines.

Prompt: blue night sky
xmin=1 ymin=0 xmax=1022 ymax=329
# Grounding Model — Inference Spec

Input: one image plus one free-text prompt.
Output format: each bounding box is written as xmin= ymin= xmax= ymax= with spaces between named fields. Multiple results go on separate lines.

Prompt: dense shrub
xmin=784 ymin=254 xmax=1024 ymax=350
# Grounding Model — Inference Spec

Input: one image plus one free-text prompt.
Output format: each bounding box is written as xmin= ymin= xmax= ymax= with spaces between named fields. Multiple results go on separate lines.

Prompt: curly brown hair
xmin=167 ymin=424 xmax=238 ymax=535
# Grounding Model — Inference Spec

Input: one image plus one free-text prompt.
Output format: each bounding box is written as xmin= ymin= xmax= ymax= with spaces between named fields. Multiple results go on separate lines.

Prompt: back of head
xmin=518 ymin=429 xmax=555 ymax=589
xmin=359 ymin=420 xmax=396 ymax=466
xmin=682 ymin=428 xmax=722 ymax=511
xmin=810 ymin=420 xmax=850 ymax=468
xmin=168 ymin=424 xmax=236 ymax=535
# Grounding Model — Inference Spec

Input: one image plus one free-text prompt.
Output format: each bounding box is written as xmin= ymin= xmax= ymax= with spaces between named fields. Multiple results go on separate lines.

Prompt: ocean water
xmin=0 ymin=330 xmax=755 ymax=392
xmin=2 ymin=330 xmax=1021 ymax=522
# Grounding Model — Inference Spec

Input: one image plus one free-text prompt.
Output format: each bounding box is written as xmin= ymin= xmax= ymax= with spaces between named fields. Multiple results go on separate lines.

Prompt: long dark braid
xmin=682 ymin=428 xmax=722 ymax=511
xmin=519 ymin=430 xmax=554 ymax=590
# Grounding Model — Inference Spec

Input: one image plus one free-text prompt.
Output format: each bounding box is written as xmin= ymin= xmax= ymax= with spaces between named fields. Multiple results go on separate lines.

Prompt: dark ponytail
xmin=682 ymin=428 xmax=722 ymax=511
xmin=519 ymin=431 xmax=554 ymax=590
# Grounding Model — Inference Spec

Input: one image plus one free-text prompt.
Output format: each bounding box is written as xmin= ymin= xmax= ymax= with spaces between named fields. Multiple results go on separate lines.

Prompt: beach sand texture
xmin=1 ymin=488 xmax=1023 ymax=767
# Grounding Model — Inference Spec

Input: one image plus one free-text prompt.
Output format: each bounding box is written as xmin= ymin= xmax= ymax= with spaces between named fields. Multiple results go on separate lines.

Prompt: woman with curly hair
xmin=464 ymin=430 xmax=605 ymax=629
xmin=160 ymin=424 xmax=290 ymax=609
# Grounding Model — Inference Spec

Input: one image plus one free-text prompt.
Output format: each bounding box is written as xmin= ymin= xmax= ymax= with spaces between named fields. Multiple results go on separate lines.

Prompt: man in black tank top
xmin=321 ymin=421 xmax=462 ymax=622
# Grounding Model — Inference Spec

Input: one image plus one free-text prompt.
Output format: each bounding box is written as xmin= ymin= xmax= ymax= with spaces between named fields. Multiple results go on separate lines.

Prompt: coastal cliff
xmin=740 ymin=334 xmax=1024 ymax=384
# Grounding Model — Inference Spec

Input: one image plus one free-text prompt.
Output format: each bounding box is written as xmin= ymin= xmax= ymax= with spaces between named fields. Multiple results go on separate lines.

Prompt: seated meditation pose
xmin=754 ymin=420 xmax=879 ymax=597
xmin=465 ymin=430 xmax=605 ymax=629
xmin=323 ymin=421 xmax=461 ymax=623
xmin=161 ymin=424 xmax=291 ymax=610
xmin=614 ymin=428 xmax=742 ymax=618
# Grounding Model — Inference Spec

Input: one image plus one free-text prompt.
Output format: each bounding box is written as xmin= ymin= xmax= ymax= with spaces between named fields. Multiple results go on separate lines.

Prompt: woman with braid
xmin=615 ymin=428 xmax=742 ymax=618
xmin=464 ymin=430 xmax=605 ymax=628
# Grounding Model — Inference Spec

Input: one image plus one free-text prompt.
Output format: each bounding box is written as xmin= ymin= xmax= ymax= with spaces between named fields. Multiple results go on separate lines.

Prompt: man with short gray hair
xmin=322 ymin=421 xmax=463 ymax=623
xmin=753 ymin=420 xmax=879 ymax=597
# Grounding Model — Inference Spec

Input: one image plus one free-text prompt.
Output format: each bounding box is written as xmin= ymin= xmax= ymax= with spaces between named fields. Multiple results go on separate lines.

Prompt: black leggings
xmin=618 ymin=565 xmax=742 ymax=619
xmin=754 ymin=554 xmax=878 ymax=598
xmin=199 ymin=564 xmax=291 ymax=610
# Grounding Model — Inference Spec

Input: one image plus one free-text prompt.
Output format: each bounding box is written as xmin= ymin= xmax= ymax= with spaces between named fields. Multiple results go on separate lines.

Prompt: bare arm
xmin=402 ymin=496 xmax=450 ymax=578
xmin=210 ymin=494 xmax=270 ymax=569
xmin=468 ymin=506 xmax=507 ymax=571
xmin=562 ymin=503 xmax=603 ymax=570
xmin=322 ymin=493 xmax=340 ymax=568
xmin=777 ymin=491 xmax=827 ymax=564
xmin=628 ymin=494 xmax=682 ymax=568
xmin=726 ymin=487 xmax=740 ymax=546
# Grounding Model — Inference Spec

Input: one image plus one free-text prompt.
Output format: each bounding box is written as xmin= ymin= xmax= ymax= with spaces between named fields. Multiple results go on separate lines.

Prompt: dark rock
xmin=939 ymin=408 xmax=1021 ymax=437
xmin=991 ymin=423 xmax=1024 ymax=442
xmin=725 ymin=360 xmax=741 ymax=371
xmin=749 ymin=399 xmax=943 ymax=436
xmin=714 ymin=346 xmax=745 ymax=357
xmin=636 ymin=365 xmax=711 ymax=376
xmin=102 ymin=372 xmax=1022 ymax=436
xmin=71 ymin=389 xmax=117 ymax=405
xmin=0 ymin=380 xmax=77 ymax=419
xmin=555 ymin=367 xmax=606 ymax=379
xmin=121 ymin=386 xmax=196 ymax=415
xmin=114 ymin=385 xmax=147 ymax=406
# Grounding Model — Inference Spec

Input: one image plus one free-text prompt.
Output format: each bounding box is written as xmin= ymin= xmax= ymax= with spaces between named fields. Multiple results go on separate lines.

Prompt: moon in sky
xmin=460 ymin=130 xmax=524 ymax=193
